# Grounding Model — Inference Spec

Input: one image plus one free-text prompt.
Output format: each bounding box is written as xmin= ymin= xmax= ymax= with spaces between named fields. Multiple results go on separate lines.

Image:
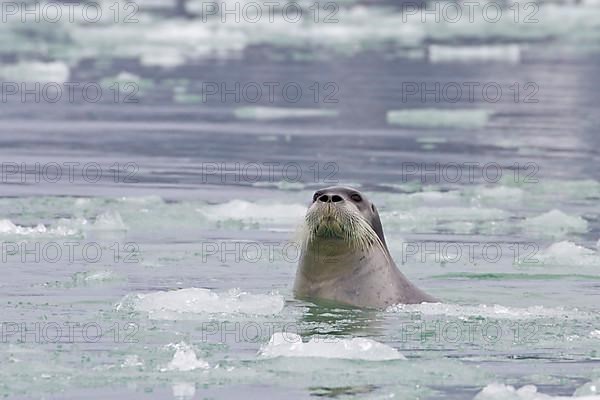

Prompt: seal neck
xmin=299 ymin=238 xmax=376 ymax=281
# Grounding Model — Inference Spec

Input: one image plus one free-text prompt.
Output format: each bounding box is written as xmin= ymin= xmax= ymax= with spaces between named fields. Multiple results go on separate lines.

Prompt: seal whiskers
xmin=303 ymin=200 xmax=387 ymax=258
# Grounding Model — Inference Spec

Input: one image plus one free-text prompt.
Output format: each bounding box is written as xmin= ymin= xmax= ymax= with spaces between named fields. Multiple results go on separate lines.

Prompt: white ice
xmin=234 ymin=107 xmax=338 ymax=121
xmin=89 ymin=210 xmax=128 ymax=231
xmin=429 ymin=45 xmax=520 ymax=64
xmin=119 ymin=288 xmax=285 ymax=319
xmin=259 ymin=332 xmax=405 ymax=361
xmin=0 ymin=219 xmax=79 ymax=237
xmin=387 ymin=302 xmax=591 ymax=320
xmin=539 ymin=241 xmax=600 ymax=267
xmin=387 ymin=109 xmax=491 ymax=129
xmin=474 ymin=382 xmax=600 ymax=399
xmin=522 ymin=210 xmax=588 ymax=237
xmin=0 ymin=61 xmax=70 ymax=82
xmin=197 ymin=200 xmax=306 ymax=225
xmin=161 ymin=342 xmax=209 ymax=372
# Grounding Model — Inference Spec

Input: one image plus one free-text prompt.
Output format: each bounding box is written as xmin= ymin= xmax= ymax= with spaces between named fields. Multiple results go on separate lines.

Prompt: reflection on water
xmin=298 ymin=302 xmax=385 ymax=338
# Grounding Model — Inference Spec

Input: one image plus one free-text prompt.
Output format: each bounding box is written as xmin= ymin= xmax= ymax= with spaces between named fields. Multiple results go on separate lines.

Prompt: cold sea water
xmin=0 ymin=0 xmax=600 ymax=398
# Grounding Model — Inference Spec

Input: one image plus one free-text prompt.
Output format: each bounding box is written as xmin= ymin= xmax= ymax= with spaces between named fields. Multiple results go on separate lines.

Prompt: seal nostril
xmin=318 ymin=194 xmax=329 ymax=202
xmin=331 ymin=195 xmax=343 ymax=203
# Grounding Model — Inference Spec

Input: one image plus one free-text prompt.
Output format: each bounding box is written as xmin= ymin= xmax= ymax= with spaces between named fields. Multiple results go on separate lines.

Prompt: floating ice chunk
xmin=382 ymin=206 xmax=507 ymax=234
xmin=0 ymin=219 xmax=80 ymax=237
xmin=90 ymin=210 xmax=128 ymax=231
xmin=251 ymin=181 xmax=307 ymax=191
xmin=590 ymin=330 xmax=600 ymax=339
xmin=43 ymin=270 xmax=122 ymax=289
xmin=113 ymin=71 xmax=141 ymax=83
xmin=72 ymin=270 xmax=120 ymax=284
xmin=416 ymin=137 xmax=448 ymax=144
xmin=173 ymin=88 xmax=203 ymax=104
xmin=575 ymin=379 xmax=600 ymax=397
xmin=140 ymin=51 xmax=186 ymax=68
xmin=387 ymin=109 xmax=491 ymax=129
xmin=162 ymin=342 xmax=209 ymax=372
xmin=234 ymin=105 xmax=336 ymax=121
xmin=386 ymin=303 xmax=589 ymax=320
xmin=259 ymin=332 xmax=405 ymax=361
xmin=0 ymin=219 xmax=41 ymax=235
xmin=429 ymin=44 xmax=520 ymax=63
xmin=101 ymin=71 xmax=153 ymax=92
xmin=403 ymin=207 xmax=506 ymax=221
xmin=117 ymin=195 xmax=164 ymax=205
xmin=121 ymin=355 xmax=143 ymax=368
xmin=234 ymin=107 xmax=338 ymax=121
xmin=472 ymin=186 xmax=524 ymax=203
xmin=539 ymin=241 xmax=600 ymax=267
xmin=55 ymin=217 xmax=88 ymax=235
xmin=119 ymin=288 xmax=285 ymax=319
xmin=172 ymin=382 xmax=196 ymax=399
xmin=0 ymin=61 xmax=70 ymax=82
xmin=522 ymin=210 xmax=588 ymax=237
xmin=407 ymin=191 xmax=463 ymax=206
xmin=197 ymin=200 xmax=305 ymax=225
xmin=474 ymin=383 xmax=531 ymax=400
xmin=529 ymin=180 xmax=600 ymax=199
xmin=474 ymin=382 xmax=600 ymax=399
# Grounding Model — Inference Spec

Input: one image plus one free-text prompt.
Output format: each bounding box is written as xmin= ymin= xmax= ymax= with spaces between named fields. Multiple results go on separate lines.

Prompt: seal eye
xmin=350 ymin=193 xmax=362 ymax=202
xmin=312 ymin=192 xmax=321 ymax=202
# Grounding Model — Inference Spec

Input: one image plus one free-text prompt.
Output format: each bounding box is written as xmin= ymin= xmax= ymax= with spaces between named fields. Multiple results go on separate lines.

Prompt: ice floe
xmin=0 ymin=219 xmax=79 ymax=237
xmin=172 ymin=382 xmax=196 ymax=399
xmin=474 ymin=383 xmax=600 ymax=399
xmin=89 ymin=210 xmax=128 ymax=231
xmin=161 ymin=342 xmax=209 ymax=372
xmin=251 ymin=181 xmax=307 ymax=191
xmin=522 ymin=210 xmax=588 ymax=237
xmin=121 ymin=354 xmax=144 ymax=368
xmin=470 ymin=186 xmax=525 ymax=204
xmin=386 ymin=303 xmax=589 ymax=320
xmin=234 ymin=107 xmax=338 ymax=121
xmin=429 ymin=44 xmax=520 ymax=64
xmin=529 ymin=180 xmax=600 ymax=199
xmin=575 ymin=379 xmax=600 ymax=396
xmin=539 ymin=241 xmax=600 ymax=267
xmin=0 ymin=210 xmax=127 ymax=238
xmin=117 ymin=288 xmax=285 ymax=319
xmin=73 ymin=270 xmax=119 ymax=283
xmin=382 ymin=206 xmax=507 ymax=234
xmin=259 ymin=332 xmax=405 ymax=361
xmin=387 ymin=109 xmax=491 ymax=129
xmin=197 ymin=200 xmax=305 ymax=225
xmin=0 ymin=61 xmax=70 ymax=82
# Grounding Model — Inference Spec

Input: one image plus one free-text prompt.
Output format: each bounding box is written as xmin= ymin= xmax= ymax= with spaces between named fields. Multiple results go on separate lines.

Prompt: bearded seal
xmin=293 ymin=186 xmax=437 ymax=309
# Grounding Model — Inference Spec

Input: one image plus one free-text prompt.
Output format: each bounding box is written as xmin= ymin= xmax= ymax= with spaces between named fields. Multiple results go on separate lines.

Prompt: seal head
xmin=294 ymin=186 xmax=437 ymax=309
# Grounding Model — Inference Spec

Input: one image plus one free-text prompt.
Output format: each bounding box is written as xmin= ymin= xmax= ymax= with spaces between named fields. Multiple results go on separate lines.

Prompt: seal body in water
xmin=293 ymin=186 xmax=437 ymax=309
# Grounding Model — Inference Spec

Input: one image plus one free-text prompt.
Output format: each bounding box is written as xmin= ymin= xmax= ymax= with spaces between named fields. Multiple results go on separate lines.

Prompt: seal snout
xmin=305 ymin=186 xmax=378 ymax=245
xmin=316 ymin=194 xmax=344 ymax=203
